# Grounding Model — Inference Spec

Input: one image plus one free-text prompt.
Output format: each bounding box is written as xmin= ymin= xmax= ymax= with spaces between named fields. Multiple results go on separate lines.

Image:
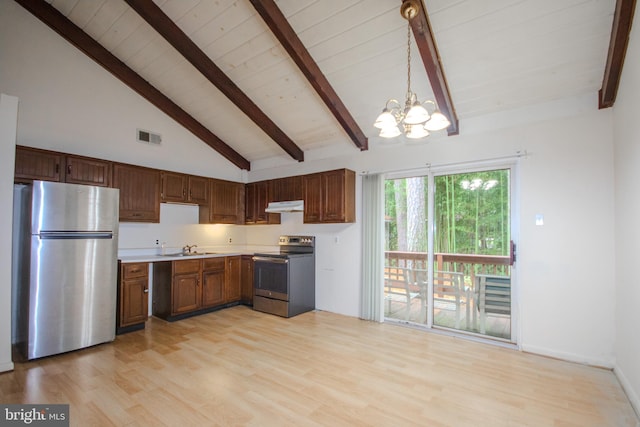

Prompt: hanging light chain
xmin=406 ymin=21 xmax=412 ymax=104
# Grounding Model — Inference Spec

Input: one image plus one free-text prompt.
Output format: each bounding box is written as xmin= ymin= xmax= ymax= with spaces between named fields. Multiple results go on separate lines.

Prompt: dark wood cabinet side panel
xmin=152 ymin=262 xmax=172 ymax=319
xmin=240 ymin=255 xmax=254 ymax=305
xmin=343 ymin=169 xmax=356 ymax=223
xmin=225 ymin=256 xmax=242 ymax=303
xmin=244 ymin=182 xmax=256 ymax=224
xmin=254 ymin=181 xmax=269 ymax=223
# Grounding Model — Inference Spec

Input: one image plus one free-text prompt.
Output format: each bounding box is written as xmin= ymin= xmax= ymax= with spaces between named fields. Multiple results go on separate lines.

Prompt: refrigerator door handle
xmin=39 ymin=231 xmax=113 ymax=240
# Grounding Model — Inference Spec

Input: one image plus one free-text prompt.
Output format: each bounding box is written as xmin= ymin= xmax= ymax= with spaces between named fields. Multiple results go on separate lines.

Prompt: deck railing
xmin=385 ymin=251 xmax=511 ymax=288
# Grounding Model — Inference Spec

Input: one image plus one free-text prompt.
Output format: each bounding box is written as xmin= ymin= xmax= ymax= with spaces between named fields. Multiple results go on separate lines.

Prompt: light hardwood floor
xmin=1 ymin=306 xmax=638 ymax=426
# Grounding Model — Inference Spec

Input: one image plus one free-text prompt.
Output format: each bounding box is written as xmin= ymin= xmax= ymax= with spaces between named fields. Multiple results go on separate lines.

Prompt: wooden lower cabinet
xmin=202 ymin=257 xmax=225 ymax=308
xmin=240 ymin=255 xmax=254 ymax=305
xmin=117 ymin=262 xmax=149 ymax=334
xmin=172 ymin=259 xmax=201 ymax=315
xmin=225 ymin=256 xmax=242 ymax=303
xmin=153 ymin=256 xmax=242 ymax=321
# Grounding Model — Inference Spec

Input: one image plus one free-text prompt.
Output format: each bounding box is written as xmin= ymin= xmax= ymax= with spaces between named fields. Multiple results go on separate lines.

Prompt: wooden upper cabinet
xmin=269 ymin=176 xmax=303 ymax=202
xmin=161 ymin=171 xmax=187 ymax=203
xmin=303 ymin=173 xmax=323 ymax=223
xmin=202 ymin=179 xmax=243 ymax=224
xmin=113 ymin=163 xmax=161 ymax=223
xmin=65 ymin=155 xmax=112 ymax=187
xmin=161 ymin=172 xmax=209 ymax=205
xmin=15 ymin=147 xmax=62 ymax=183
xmin=246 ymin=181 xmax=280 ymax=225
xmin=322 ymin=169 xmax=355 ymax=223
xmin=303 ymin=169 xmax=355 ymax=224
xmin=188 ymin=176 xmax=209 ymax=205
xmin=15 ymin=146 xmax=112 ymax=186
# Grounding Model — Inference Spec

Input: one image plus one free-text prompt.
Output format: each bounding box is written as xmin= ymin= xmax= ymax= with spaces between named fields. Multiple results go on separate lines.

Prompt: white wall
xmin=0 ymin=1 xmax=242 ymax=182
xmin=612 ymin=15 xmax=640 ymax=415
xmin=0 ymin=94 xmax=18 ymax=372
xmin=249 ymin=95 xmax=617 ymax=367
xmin=0 ymin=0 xmax=623 ymax=372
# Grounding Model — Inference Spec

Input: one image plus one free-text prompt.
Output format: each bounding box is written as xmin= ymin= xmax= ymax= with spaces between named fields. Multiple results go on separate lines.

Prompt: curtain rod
xmin=360 ymin=150 xmax=528 ymax=176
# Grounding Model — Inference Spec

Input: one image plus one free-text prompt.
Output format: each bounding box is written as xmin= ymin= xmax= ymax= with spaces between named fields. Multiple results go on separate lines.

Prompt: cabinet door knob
xmin=143 ymin=288 xmax=149 ymax=293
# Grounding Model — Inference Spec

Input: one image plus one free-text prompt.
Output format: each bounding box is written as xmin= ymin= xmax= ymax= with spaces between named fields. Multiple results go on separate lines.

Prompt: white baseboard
xmin=614 ymin=366 xmax=640 ymax=421
xmin=520 ymin=344 xmax=614 ymax=369
xmin=0 ymin=360 xmax=14 ymax=373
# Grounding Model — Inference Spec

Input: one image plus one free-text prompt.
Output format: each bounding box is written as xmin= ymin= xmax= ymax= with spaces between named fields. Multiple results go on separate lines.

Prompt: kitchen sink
xmin=160 ymin=252 xmax=218 ymax=257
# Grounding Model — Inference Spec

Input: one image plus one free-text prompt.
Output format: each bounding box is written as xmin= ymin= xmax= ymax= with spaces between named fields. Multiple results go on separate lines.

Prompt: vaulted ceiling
xmin=16 ymin=0 xmax=635 ymax=170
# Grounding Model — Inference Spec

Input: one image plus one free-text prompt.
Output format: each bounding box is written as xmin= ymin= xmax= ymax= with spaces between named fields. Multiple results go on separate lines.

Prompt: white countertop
xmin=118 ymin=245 xmax=279 ymax=263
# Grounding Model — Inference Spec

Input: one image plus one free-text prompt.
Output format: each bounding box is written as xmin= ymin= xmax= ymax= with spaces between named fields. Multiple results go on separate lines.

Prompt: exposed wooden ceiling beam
xmin=14 ymin=0 xmax=251 ymax=170
xmin=599 ymin=0 xmax=637 ymax=109
xmin=249 ymin=0 xmax=369 ymax=151
xmin=403 ymin=0 xmax=459 ymax=136
xmin=125 ymin=0 xmax=304 ymax=162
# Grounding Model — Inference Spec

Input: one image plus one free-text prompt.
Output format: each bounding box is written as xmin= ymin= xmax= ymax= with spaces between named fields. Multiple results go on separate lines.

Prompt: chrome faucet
xmin=182 ymin=244 xmax=197 ymax=254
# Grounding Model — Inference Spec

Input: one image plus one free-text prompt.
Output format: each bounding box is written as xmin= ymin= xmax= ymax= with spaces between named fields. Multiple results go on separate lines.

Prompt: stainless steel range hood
xmin=264 ymin=200 xmax=304 ymax=213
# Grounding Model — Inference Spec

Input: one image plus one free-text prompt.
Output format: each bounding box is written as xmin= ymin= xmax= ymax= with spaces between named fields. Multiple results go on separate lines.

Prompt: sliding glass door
xmin=384 ymin=166 xmax=514 ymax=342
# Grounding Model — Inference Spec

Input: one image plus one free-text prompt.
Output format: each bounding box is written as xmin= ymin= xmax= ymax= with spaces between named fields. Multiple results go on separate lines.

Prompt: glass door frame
xmin=385 ymin=159 xmax=519 ymax=345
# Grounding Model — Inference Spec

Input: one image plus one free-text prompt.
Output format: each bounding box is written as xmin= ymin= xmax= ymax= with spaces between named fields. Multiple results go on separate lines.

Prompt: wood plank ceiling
xmin=15 ymin=0 xmax=634 ymax=170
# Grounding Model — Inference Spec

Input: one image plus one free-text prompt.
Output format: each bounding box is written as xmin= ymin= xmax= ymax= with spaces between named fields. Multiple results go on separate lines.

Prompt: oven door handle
xmin=252 ymin=256 xmax=289 ymax=264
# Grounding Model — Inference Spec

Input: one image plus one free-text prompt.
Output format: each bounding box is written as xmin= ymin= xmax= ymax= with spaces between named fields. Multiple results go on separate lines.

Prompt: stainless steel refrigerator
xmin=12 ymin=180 xmax=120 ymax=360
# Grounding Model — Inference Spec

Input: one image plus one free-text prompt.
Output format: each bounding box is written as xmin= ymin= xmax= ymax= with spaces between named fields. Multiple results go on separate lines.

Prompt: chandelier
xmin=373 ymin=2 xmax=450 ymax=139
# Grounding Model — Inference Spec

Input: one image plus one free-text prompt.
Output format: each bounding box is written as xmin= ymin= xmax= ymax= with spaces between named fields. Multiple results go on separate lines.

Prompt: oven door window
xmin=254 ymin=258 xmax=289 ymax=300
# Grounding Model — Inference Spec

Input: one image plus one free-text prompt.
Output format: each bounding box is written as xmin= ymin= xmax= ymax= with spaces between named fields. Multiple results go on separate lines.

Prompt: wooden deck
xmin=384 ymin=251 xmax=513 ymax=340
xmin=1 ymin=306 xmax=637 ymax=426
xmin=385 ymin=296 xmax=511 ymax=339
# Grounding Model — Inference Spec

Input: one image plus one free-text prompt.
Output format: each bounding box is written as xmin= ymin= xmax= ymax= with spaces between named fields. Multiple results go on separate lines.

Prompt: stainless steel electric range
xmin=252 ymin=235 xmax=315 ymax=318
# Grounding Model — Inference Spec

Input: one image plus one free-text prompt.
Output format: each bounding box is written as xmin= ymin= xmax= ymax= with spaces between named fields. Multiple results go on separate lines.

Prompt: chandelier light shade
xmin=374 ymin=4 xmax=450 ymax=139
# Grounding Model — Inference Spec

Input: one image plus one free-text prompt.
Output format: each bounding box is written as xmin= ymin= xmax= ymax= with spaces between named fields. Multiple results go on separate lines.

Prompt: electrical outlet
xmin=155 ymin=239 xmax=159 ymax=245
xmin=228 ymin=237 xmax=233 ymax=244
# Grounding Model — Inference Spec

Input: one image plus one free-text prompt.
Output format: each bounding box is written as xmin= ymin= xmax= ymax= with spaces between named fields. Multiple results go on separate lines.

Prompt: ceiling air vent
xmin=137 ymin=129 xmax=162 ymax=145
